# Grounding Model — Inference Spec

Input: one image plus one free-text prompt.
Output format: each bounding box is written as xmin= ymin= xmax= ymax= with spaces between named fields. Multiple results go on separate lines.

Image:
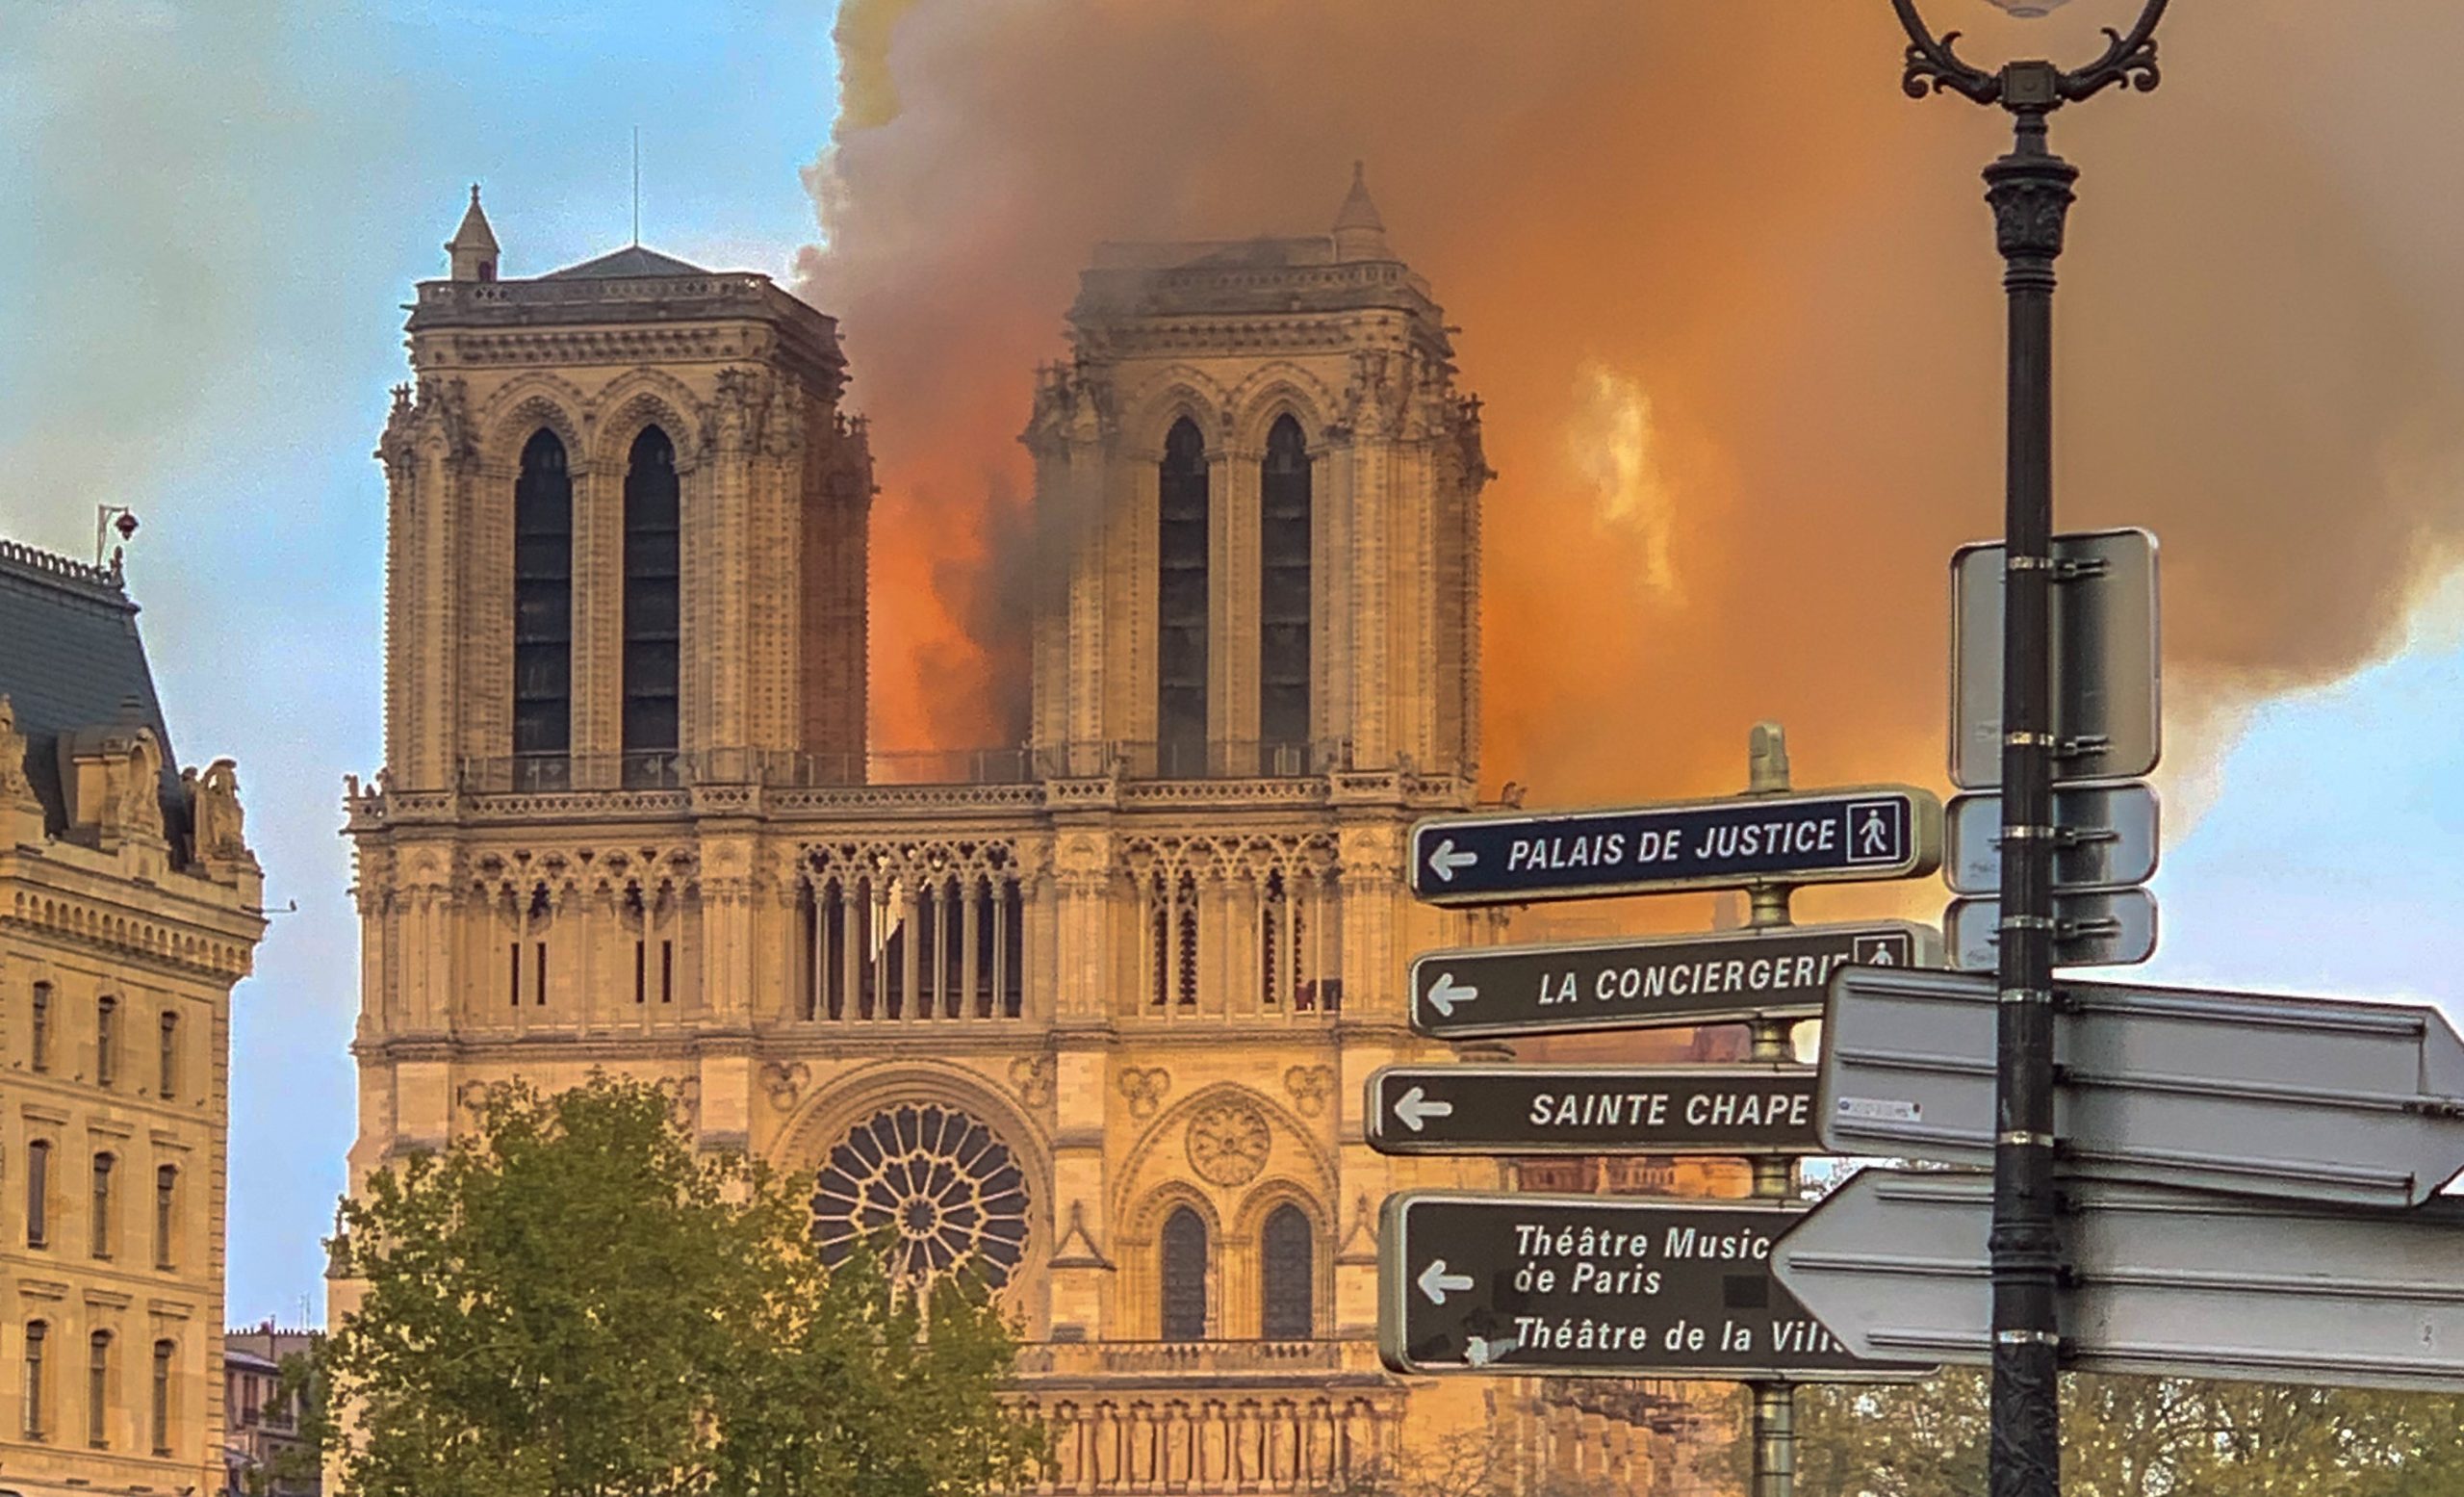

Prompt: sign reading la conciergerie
xmin=1408 ymin=922 xmax=1936 ymax=1038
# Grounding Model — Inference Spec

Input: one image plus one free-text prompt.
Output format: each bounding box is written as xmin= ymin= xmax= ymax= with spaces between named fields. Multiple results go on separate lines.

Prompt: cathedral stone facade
xmin=341 ymin=176 xmax=1700 ymax=1494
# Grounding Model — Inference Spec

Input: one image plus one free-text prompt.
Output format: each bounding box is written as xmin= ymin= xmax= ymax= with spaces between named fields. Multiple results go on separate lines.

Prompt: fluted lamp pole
xmin=1886 ymin=4 xmax=2168 ymax=1497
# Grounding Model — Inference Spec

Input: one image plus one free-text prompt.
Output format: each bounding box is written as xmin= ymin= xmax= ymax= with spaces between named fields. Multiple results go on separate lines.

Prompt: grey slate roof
xmin=541 ymin=245 xmax=713 ymax=280
xmin=0 ymin=539 xmax=189 ymax=848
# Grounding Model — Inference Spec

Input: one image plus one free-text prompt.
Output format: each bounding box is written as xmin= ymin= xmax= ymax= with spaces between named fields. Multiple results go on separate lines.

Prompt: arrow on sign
xmin=1424 ymin=971 xmax=1479 ymax=1018
xmin=1820 ymin=966 xmax=2464 ymax=1207
xmin=1775 ymin=1168 xmax=2464 ymax=1392
xmin=1393 ymin=1086 xmax=1454 ymax=1133
xmin=1426 ymin=839 xmax=1479 ymax=883
xmin=1418 ymin=1259 xmax=1476 ymax=1305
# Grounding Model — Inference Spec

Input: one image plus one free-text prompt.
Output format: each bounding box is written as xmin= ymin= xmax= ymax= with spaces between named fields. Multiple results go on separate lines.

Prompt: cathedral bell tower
xmin=377 ymin=188 xmax=872 ymax=794
xmin=1024 ymin=163 xmax=1490 ymax=780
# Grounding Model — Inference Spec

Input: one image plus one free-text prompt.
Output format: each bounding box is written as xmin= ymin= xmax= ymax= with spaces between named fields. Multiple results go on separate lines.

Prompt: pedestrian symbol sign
xmin=1851 ymin=801 xmax=1900 ymax=862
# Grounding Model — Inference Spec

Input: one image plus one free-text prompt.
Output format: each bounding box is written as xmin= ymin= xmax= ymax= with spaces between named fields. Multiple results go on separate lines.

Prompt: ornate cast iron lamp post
xmin=1886 ymin=4 xmax=2167 ymax=1496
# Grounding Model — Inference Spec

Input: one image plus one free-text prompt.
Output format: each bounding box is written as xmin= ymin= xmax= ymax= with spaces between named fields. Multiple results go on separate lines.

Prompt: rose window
xmin=810 ymin=1103 xmax=1031 ymax=1287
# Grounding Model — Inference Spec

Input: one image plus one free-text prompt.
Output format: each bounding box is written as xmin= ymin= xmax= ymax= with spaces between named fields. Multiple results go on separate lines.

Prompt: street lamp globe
xmin=1984 ymin=0 xmax=2068 ymax=14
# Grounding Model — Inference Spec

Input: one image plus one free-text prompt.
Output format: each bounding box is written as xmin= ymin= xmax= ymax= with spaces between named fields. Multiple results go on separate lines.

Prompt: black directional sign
xmin=1408 ymin=921 xmax=1938 ymax=1039
xmin=1367 ymin=1065 xmax=1822 ymax=1156
xmin=1408 ymin=787 xmax=1940 ymax=906
xmin=1378 ymin=1192 xmax=1933 ymax=1381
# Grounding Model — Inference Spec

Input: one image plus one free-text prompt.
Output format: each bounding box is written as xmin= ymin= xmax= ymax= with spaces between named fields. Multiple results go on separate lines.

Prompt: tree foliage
xmin=1762 ymin=1370 xmax=2464 ymax=1497
xmin=314 ymin=1075 xmax=1041 ymax=1497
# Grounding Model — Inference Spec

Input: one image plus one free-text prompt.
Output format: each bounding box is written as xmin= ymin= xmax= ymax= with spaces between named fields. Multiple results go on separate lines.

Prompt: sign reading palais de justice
xmin=1379 ymin=1192 xmax=1932 ymax=1381
xmin=1409 ymin=921 xmax=1937 ymax=1039
xmin=1367 ymin=1065 xmax=1822 ymax=1156
xmin=1408 ymin=788 xmax=1940 ymax=906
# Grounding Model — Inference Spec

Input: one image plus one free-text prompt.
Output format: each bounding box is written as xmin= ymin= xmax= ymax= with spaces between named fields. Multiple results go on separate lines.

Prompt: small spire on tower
xmin=446 ymin=183 xmax=500 ymax=282
xmin=1331 ymin=160 xmax=1389 ymax=261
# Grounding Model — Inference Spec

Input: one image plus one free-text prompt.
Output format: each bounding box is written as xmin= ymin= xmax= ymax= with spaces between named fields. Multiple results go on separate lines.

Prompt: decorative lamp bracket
xmin=1890 ymin=0 xmax=2168 ymax=114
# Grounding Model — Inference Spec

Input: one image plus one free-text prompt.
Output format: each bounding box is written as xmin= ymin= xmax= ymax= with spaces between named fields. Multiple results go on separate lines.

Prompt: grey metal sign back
xmin=1819 ymin=966 xmax=2464 ymax=1207
xmin=1944 ymin=782 xmax=2159 ymax=896
xmin=1775 ymin=1169 xmax=2464 ymax=1392
xmin=1379 ymin=1191 xmax=1933 ymax=1381
xmin=1407 ymin=787 xmax=1940 ymax=906
xmin=1407 ymin=921 xmax=1938 ymax=1039
xmin=1367 ymin=1065 xmax=1821 ymax=1156
xmin=1951 ymin=528 xmax=2159 ymax=790
xmin=1946 ymin=887 xmax=2156 ymax=970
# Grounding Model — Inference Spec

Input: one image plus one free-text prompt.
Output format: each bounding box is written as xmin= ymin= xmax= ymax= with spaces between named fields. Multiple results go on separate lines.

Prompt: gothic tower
xmin=1026 ymin=162 xmax=1484 ymax=782
xmin=377 ymin=187 xmax=873 ymax=797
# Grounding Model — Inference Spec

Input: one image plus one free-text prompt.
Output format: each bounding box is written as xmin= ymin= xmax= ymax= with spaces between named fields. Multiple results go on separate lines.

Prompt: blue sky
xmin=3 ymin=0 xmax=837 ymax=1327
xmin=5 ymin=2 xmax=2463 ymax=1328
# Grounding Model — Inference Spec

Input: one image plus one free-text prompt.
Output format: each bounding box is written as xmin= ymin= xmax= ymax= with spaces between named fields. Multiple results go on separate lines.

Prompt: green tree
xmin=315 ymin=1074 xmax=1040 ymax=1497
xmin=1774 ymin=1372 xmax=2464 ymax=1497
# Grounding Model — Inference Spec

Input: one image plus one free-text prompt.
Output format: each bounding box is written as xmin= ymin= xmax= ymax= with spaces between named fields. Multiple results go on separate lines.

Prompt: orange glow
xmin=800 ymin=2 xmax=2464 ymax=817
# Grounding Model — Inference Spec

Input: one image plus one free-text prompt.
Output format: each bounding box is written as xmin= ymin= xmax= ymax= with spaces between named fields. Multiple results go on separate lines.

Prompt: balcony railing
xmin=460 ymin=739 xmax=1350 ymax=794
xmin=1015 ymin=1339 xmax=1348 ymax=1378
xmin=1004 ymin=1347 xmax=1401 ymax=1497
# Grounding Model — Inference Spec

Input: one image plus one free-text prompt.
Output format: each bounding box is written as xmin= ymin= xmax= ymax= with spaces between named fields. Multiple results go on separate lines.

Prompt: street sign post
xmin=1379 ymin=1191 xmax=1933 ymax=1381
xmin=1818 ymin=966 xmax=2464 ymax=1207
xmin=1366 ymin=1064 xmax=1822 ymax=1156
xmin=1406 ymin=921 xmax=1938 ymax=1040
xmin=1944 ymin=781 xmax=2159 ymax=895
xmin=1944 ymin=887 xmax=2156 ymax=970
xmin=1407 ymin=787 xmax=1941 ymax=906
xmin=1950 ymin=528 xmax=2160 ymax=790
xmin=1775 ymin=1168 xmax=2464 ymax=1392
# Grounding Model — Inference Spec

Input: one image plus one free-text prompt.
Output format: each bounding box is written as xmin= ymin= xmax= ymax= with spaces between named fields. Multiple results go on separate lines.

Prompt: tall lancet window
xmin=1259 ymin=415 xmax=1312 ymax=762
xmin=622 ymin=426 xmax=682 ymax=777
xmin=1157 ymin=417 xmax=1210 ymax=775
xmin=1160 ymin=1206 xmax=1208 ymax=1341
xmin=513 ymin=429 xmax=574 ymax=778
xmin=1261 ymin=1203 xmax=1314 ymax=1339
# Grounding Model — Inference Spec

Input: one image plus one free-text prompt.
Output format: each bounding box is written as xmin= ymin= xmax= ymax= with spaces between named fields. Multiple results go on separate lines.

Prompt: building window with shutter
xmin=26 ymin=1139 xmax=50 ymax=1248
xmin=155 ymin=1166 xmax=178 ymax=1269
xmin=90 ymin=1153 xmax=115 ymax=1260
xmin=96 ymin=995 xmax=117 ymax=1088
xmin=31 ymin=981 xmax=51 ymax=1071
xmin=158 ymin=1010 xmax=178 ymax=1098
xmin=150 ymin=1340 xmax=173 ymax=1456
xmin=21 ymin=1321 xmax=46 ymax=1438
xmin=87 ymin=1330 xmax=111 ymax=1448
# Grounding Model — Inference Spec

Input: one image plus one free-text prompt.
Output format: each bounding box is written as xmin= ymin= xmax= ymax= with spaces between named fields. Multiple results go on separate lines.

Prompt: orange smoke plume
xmin=798 ymin=2 xmax=2464 ymax=827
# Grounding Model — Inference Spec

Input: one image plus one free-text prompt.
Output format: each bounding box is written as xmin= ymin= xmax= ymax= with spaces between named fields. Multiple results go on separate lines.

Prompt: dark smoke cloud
xmin=797 ymin=2 xmax=2464 ymax=825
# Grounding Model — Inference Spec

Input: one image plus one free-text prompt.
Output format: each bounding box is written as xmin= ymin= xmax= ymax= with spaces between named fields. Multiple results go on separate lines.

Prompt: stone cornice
xmin=346 ymin=773 xmax=1461 ymax=836
xmin=414 ymin=324 xmax=752 ymax=370
xmin=3 ymin=875 xmax=262 ymax=981
xmin=352 ymin=1019 xmax=1354 ymax=1066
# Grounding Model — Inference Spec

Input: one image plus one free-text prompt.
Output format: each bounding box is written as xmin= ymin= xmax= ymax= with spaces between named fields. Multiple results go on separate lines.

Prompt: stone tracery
xmin=810 ymin=1101 xmax=1032 ymax=1288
